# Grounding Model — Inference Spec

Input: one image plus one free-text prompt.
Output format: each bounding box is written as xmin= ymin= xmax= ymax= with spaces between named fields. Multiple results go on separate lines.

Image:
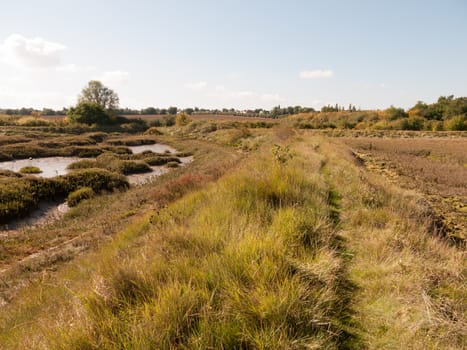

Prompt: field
xmin=41 ymin=114 xmax=276 ymax=123
xmin=342 ymin=136 xmax=467 ymax=241
xmin=0 ymin=121 xmax=465 ymax=349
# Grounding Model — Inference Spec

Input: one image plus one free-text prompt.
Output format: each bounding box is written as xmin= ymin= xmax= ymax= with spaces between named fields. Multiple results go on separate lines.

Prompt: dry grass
xmin=0 ymin=137 xmax=240 ymax=305
xmin=317 ymin=135 xmax=466 ymax=349
xmin=0 ymin=127 xmax=465 ymax=349
xmin=342 ymin=137 xmax=467 ymax=240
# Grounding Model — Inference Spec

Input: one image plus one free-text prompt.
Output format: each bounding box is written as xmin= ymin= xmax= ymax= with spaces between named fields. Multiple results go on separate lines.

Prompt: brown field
xmin=43 ymin=113 xmax=276 ymax=122
xmin=342 ymin=136 xmax=467 ymax=240
xmin=125 ymin=113 xmax=276 ymax=122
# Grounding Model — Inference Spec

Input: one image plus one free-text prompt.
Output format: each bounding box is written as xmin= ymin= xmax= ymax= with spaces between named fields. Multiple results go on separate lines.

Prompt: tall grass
xmin=42 ymin=141 xmax=353 ymax=349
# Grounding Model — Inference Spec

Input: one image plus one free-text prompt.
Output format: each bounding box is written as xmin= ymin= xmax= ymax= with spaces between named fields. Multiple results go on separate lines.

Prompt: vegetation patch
xmin=0 ymin=169 xmax=129 ymax=223
xmin=67 ymin=187 xmax=95 ymax=207
xmin=19 ymin=166 xmax=42 ymax=174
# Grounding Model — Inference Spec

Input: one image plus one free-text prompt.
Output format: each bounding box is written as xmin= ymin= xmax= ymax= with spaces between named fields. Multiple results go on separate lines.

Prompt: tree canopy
xmin=67 ymin=101 xmax=111 ymax=125
xmin=78 ymin=80 xmax=119 ymax=110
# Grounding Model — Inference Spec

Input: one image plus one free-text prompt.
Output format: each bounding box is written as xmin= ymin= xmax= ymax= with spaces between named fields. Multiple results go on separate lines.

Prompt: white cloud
xmin=0 ymin=85 xmax=74 ymax=109
xmin=260 ymin=93 xmax=284 ymax=102
xmin=207 ymin=86 xmax=285 ymax=106
xmin=99 ymin=70 xmax=130 ymax=85
xmin=184 ymin=81 xmax=208 ymax=90
xmin=56 ymin=63 xmax=95 ymax=73
xmin=0 ymin=34 xmax=66 ymax=68
xmin=299 ymin=69 xmax=334 ymax=79
xmin=230 ymin=90 xmax=255 ymax=98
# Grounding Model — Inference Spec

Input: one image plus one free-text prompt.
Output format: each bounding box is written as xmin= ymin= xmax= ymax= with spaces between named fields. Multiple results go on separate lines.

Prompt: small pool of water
xmin=0 ymin=157 xmax=80 ymax=178
xmin=129 ymin=144 xmax=177 ymax=154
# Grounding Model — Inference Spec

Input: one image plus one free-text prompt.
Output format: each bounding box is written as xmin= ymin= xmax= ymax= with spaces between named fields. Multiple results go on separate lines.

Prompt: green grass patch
xmin=19 ymin=166 xmax=42 ymax=174
xmin=67 ymin=187 xmax=95 ymax=207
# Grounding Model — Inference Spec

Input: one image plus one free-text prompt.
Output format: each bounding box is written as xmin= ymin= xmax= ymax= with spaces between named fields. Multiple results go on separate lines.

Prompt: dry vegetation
xmin=0 ymin=121 xmax=465 ymax=349
xmin=342 ymin=137 xmax=467 ymax=240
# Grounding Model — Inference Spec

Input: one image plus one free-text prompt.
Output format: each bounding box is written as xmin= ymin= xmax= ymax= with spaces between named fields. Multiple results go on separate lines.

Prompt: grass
xmin=318 ymin=136 xmax=466 ymax=349
xmin=342 ymin=137 xmax=467 ymax=240
xmin=0 ymin=137 xmax=240 ymax=311
xmin=42 ymin=140 xmax=353 ymax=349
xmin=0 ymin=126 xmax=465 ymax=349
xmin=19 ymin=166 xmax=42 ymax=174
xmin=66 ymin=187 xmax=95 ymax=207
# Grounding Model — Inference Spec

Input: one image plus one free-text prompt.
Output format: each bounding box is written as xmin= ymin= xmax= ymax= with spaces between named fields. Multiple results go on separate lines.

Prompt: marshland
xmin=0 ymin=103 xmax=465 ymax=349
xmin=1 ymin=2 xmax=466 ymax=348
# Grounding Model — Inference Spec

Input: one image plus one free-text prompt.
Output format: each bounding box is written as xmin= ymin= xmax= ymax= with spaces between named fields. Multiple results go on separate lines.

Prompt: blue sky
xmin=0 ymin=0 xmax=466 ymax=110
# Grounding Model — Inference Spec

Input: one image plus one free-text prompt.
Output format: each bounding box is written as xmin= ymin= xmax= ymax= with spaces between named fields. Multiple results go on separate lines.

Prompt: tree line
xmin=1 ymin=80 xmax=465 ymax=130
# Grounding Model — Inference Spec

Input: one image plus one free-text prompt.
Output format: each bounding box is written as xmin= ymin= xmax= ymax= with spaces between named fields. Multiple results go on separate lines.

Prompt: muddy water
xmin=129 ymin=144 xmax=177 ymax=154
xmin=0 ymin=157 xmax=79 ymax=178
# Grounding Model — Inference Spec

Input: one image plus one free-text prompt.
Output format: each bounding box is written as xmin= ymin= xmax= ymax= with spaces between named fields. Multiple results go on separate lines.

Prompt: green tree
xmin=384 ymin=105 xmax=407 ymax=120
xmin=78 ymin=80 xmax=119 ymax=110
xmin=67 ymin=102 xmax=111 ymax=125
xmin=168 ymin=106 xmax=178 ymax=115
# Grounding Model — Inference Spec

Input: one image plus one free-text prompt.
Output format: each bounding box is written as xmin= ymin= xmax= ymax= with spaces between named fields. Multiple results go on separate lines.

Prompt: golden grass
xmin=0 ymin=127 xmax=465 ymax=349
xmin=319 ymin=136 xmax=466 ymax=349
xmin=0 ymin=135 xmax=356 ymax=349
xmin=342 ymin=137 xmax=467 ymax=240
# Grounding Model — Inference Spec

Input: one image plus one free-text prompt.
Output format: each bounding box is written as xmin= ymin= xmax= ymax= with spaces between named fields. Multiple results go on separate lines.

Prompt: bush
xmin=444 ymin=115 xmax=467 ymax=131
xmin=398 ymin=116 xmax=425 ymax=130
xmin=68 ymin=102 xmax=112 ymax=126
xmin=175 ymin=113 xmax=192 ymax=126
xmin=19 ymin=166 xmax=42 ymax=174
xmin=116 ymin=161 xmax=152 ymax=175
xmin=57 ymin=169 xmax=129 ymax=193
xmin=16 ymin=116 xmax=51 ymax=126
xmin=144 ymin=156 xmax=181 ymax=166
xmin=144 ymin=127 xmax=163 ymax=135
xmin=166 ymin=161 xmax=180 ymax=168
xmin=67 ymin=187 xmax=95 ymax=207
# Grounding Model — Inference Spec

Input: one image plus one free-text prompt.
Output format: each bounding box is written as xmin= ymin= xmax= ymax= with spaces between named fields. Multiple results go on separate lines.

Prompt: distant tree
xmin=384 ymin=105 xmax=407 ymax=120
xmin=168 ymin=106 xmax=178 ymax=115
xmin=68 ymin=101 xmax=111 ymax=125
xmin=78 ymin=80 xmax=119 ymax=110
xmin=183 ymin=108 xmax=194 ymax=115
xmin=321 ymin=105 xmax=339 ymax=112
xmin=141 ymin=107 xmax=157 ymax=115
xmin=42 ymin=108 xmax=56 ymax=115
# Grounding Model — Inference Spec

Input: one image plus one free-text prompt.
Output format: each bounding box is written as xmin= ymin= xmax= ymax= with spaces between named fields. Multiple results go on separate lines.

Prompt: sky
xmin=0 ymin=0 xmax=466 ymax=110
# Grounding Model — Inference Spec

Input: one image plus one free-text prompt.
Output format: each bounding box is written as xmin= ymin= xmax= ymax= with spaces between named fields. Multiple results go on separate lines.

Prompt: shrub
xmin=68 ymin=102 xmax=112 ymax=126
xmin=398 ymin=116 xmax=425 ymax=130
xmin=175 ymin=113 xmax=192 ymax=126
xmin=144 ymin=127 xmax=163 ymax=135
xmin=17 ymin=116 xmax=52 ymax=126
xmin=19 ymin=166 xmax=42 ymax=174
xmin=116 ymin=161 xmax=152 ymax=175
xmin=57 ymin=169 xmax=129 ymax=193
xmin=144 ymin=156 xmax=181 ymax=166
xmin=444 ymin=115 xmax=467 ymax=131
xmin=67 ymin=187 xmax=95 ymax=207
xmin=166 ymin=161 xmax=179 ymax=168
